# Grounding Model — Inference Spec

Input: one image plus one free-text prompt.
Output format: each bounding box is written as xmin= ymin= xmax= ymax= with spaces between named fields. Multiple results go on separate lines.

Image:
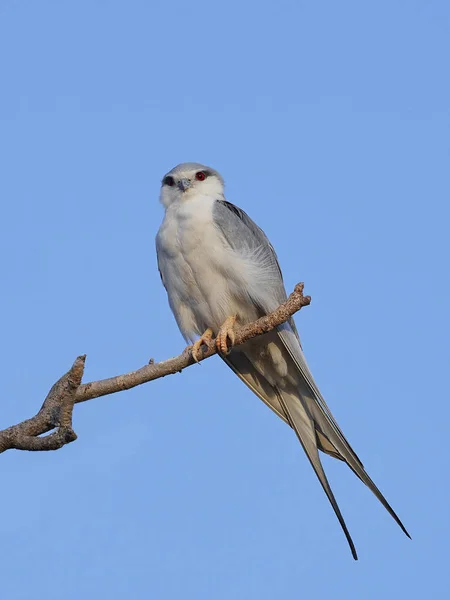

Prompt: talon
xmin=216 ymin=316 xmax=237 ymax=355
xmin=191 ymin=328 xmax=214 ymax=362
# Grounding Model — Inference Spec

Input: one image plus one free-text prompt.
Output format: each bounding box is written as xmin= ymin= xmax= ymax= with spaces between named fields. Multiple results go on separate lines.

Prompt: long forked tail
xmin=275 ymin=326 xmax=411 ymax=545
xmin=223 ymin=329 xmax=410 ymax=558
xmin=276 ymin=388 xmax=359 ymax=560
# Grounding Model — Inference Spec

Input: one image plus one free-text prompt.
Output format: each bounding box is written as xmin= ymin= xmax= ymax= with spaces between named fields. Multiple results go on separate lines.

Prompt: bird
xmin=155 ymin=162 xmax=410 ymax=560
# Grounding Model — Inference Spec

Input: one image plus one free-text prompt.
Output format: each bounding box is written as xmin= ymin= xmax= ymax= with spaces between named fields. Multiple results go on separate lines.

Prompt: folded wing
xmin=213 ymin=199 xmax=410 ymax=559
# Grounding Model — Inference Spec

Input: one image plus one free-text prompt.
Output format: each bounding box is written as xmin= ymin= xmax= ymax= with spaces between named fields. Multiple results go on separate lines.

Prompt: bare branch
xmin=0 ymin=356 xmax=85 ymax=453
xmin=0 ymin=283 xmax=310 ymax=454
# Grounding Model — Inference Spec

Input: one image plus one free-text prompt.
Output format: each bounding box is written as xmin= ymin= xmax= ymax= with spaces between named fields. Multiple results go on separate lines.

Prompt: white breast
xmin=156 ymin=195 xmax=259 ymax=341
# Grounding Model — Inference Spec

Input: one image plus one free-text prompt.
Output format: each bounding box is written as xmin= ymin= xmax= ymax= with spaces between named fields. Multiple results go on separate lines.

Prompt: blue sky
xmin=0 ymin=0 xmax=448 ymax=597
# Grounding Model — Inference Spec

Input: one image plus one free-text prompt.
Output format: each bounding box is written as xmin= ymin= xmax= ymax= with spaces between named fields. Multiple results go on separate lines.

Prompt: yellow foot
xmin=191 ymin=328 xmax=214 ymax=362
xmin=216 ymin=316 xmax=237 ymax=355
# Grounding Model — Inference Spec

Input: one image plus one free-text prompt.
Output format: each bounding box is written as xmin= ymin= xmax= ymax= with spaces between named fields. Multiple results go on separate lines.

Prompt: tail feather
xmin=276 ymin=327 xmax=411 ymax=540
xmin=275 ymin=387 xmax=358 ymax=560
xmin=222 ymin=326 xmax=410 ymax=559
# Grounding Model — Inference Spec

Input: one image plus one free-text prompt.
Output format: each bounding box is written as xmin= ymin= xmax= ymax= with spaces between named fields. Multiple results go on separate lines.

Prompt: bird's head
xmin=159 ymin=162 xmax=225 ymax=208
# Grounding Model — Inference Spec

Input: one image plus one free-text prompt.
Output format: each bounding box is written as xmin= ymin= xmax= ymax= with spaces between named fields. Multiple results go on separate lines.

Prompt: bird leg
xmin=216 ymin=315 xmax=237 ymax=355
xmin=191 ymin=328 xmax=214 ymax=363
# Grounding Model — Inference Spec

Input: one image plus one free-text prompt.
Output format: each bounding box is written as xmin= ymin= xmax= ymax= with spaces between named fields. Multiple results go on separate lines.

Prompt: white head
xmin=159 ymin=162 xmax=225 ymax=209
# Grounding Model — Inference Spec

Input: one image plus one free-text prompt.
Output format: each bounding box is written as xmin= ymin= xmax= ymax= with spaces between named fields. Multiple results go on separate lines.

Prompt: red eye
xmin=195 ymin=171 xmax=206 ymax=181
xmin=164 ymin=176 xmax=175 ymax=187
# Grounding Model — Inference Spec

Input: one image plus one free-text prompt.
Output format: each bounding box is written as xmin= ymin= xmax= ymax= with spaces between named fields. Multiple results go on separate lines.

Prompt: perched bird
xmin=155 ymin=162 xmax=409 ymax=559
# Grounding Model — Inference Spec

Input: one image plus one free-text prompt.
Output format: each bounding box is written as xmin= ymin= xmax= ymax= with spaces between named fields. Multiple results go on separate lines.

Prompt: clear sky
xmin=0 ymin=1 xmax=448 ymax=598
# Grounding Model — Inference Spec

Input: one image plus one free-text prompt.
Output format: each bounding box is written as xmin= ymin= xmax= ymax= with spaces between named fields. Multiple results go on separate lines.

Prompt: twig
xmin=0 ymin=283 xmax=310 ymax=454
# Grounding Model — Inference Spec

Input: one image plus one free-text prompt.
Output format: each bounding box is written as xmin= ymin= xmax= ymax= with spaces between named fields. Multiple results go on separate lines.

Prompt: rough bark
xmin=0 ymin=283 xmax=310 ymax=454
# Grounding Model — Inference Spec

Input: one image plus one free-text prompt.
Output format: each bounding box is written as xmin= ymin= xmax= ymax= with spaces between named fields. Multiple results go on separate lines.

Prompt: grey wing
xmin=157 ymin=265 xmax=166 ymax=290
xmin=155 ymin=235 xmax=167 ymax=290
xmin=212 ymin=200 xmax=300 ymax=339
xmin=156 ymin=233 xmax=188 ymax=338
xmin=213 ymin=200 xmax=410 ymax=557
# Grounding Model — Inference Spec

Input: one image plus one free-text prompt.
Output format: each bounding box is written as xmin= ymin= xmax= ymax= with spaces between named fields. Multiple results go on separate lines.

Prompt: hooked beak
xmin=177 ymin=178 xmax=191 ymax=192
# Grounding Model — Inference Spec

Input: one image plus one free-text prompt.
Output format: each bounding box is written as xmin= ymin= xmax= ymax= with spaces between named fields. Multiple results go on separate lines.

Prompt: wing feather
xmin=213 ymin=197 xmax=410 ymax=550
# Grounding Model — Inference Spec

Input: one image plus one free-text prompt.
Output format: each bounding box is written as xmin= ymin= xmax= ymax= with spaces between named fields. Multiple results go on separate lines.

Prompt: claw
xmin=216 ymin=316 xmax=237 ymax=355
xmin=191 ymin=328 xmax=214 ymax=362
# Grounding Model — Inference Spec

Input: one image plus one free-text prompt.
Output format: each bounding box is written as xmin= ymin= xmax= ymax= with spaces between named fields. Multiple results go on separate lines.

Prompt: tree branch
xmin=0 ymin=283 xmax=310 ymax=454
